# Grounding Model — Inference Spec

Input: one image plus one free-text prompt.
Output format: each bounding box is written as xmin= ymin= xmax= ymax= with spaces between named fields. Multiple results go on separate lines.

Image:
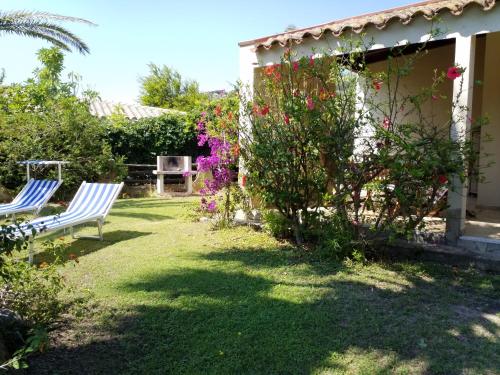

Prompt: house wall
xmin=367 ymin=44 xmax=455 ymax=132
xmin=477 ymin=32 xmax=500 ymax=207
xmin=243 ymin=6 xmax=500 ymax=209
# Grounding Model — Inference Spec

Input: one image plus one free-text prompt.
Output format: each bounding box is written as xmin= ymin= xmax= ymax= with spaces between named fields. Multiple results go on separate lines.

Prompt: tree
xmin=0 ymin=10 xmax=93 ymax=54
xmin=139 ymin=63 xmax=208 ymax=111
xmin=0 ymin=47 xmax=124 ymax=196
xmin=239 ymin=40 xmax=479 ymax=249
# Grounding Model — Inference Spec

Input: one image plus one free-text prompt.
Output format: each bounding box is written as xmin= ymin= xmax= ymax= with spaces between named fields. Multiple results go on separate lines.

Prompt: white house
xmin=239 ymin=0 xmax=500 ymax=249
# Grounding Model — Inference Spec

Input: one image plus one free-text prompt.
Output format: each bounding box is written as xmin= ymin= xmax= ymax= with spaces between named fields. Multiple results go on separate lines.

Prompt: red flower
xmin=309 ymin=55 xmax=315 ymax=66
xmin=293 ymin=61 xmax=299 ymax=72
xmin=228 ymin=111 xmax=234 ymax=121
xmin=373 ymin=80 xmax=382 ymax=91
xmin=241 ymin=175 xmax=247 ymax=187
xmin=214 ymin=105 xmax=222 ymax=117
xmin=383 ymin=117 xmax=391 ymax=129
xmin=264 ymin=65 xmax=275 ymax=76
xmin=232 ymin=143 xmax=240 ymax=157
xmin=260 ymin=105 xmax=270 ymax=116
xmin=438 ymin=175 xmax=448 ymax=184
xmin=306 ymin=96 xmax=314 ymax=110
xmin=273 ymin=71 xmax=282 ymax=82
xmin=447 ymin=66 xmax=462 ymax=80
xmin=319 ymin=89 xmax=334 ymax=101
xmin=293 ymin=89 xmax=300 ymax=97
xmin=284 ymin=114 xmax=290 ymax=125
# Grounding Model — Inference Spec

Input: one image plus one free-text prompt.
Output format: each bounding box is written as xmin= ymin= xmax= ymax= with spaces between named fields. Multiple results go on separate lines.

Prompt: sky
xmin=0 ymin=0 xmax=409 ymax=103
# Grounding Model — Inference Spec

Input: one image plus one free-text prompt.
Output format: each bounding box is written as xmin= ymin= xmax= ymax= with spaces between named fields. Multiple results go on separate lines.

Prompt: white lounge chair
xmin=0 ymin=179 xmax=61 ymax=219
xmin=12 ymin=181 xmax=124 ymax=263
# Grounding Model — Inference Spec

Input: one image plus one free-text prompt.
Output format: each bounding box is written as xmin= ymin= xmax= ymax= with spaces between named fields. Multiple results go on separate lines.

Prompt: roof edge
xmin=239 ymin=0 xmax=496 ymax=50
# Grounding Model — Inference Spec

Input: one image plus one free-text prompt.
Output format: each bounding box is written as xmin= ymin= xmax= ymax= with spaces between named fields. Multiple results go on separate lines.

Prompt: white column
xmin=156 ymin=156 xmax=164 ymax=194
xmin=446 ymin=35 xmax=476 ymax=243
xmin=184 ymin=156 xmax=192 ymax=194
xmin=238 ymin=45 xmax=258 ymax=186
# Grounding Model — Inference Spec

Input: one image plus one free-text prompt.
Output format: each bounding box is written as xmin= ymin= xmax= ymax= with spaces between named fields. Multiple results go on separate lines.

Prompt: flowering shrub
xmin=196 ymin=96 xmax=240 ymax=224
xmin=239 ymin=37 xmax=481 ymax=249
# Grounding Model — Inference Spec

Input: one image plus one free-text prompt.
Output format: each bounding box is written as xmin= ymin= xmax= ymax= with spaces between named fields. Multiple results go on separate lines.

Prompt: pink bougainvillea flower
xmin=196 ymin=121 xmax=205 ymax=131
xmin=447 ymin=66 xmax=462 ymax=80
xmin=182 ymin=171 xmax=192 ymax=177
xmin=438 ymin=175 xmax=448 ymax=184
xmin=197 ymin=133 xmax=209 ymax=146
xmin=207 ymin=200 xmax=217 ymax=212
xmin=260 ymin=105 xmax=270 ymax=116
xmin=284 ymin=114 xmax=290 ymax=125
xmin=383 ymin=117 xmax=391 ymax=129
xmin=373 ymin=80 xmax=382 ymax=91
xmin=306 ymin=96 xmax=314 ymax=110
xmin=432 ymin=94 xmax=438 ymax=101
xmin=214 ymin=105 xmax=222 ymax=117
xmin=293 ymin=61 xmax=299 ymax=72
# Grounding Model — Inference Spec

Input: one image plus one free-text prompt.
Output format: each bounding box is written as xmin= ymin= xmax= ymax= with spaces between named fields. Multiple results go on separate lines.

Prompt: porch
xmin=239 ymin=1 xmax=500 ymax=258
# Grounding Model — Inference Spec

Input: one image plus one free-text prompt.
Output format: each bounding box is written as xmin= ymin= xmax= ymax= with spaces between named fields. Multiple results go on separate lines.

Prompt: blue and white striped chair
xmin=0 ymin=179 xmax=61 ymax=219
xmin=13 ymin=182 xmax=124 ymax=262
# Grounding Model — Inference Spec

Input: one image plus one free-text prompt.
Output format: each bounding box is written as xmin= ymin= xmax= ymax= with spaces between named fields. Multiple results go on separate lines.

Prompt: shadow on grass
xmin=114 ymin=199 xmax=195 ymax=210
xmin=110 ymin=211 xmax=174 ymax=221
xmin=34 ymin=230 xmax=152 ymax=265
xmin=28 ymin=245 xmax=500 ymax=374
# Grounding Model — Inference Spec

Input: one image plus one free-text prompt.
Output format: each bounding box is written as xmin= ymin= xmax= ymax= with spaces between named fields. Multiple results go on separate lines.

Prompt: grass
xmin=22 ymin=197 xmax=500 ymax=374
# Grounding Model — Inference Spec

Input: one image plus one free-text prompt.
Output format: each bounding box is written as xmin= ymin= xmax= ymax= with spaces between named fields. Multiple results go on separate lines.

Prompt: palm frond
xmin=0 ymin=10 xmax=95 ymax=26
xmin=0 ymin=10 xmax=95 ymax=54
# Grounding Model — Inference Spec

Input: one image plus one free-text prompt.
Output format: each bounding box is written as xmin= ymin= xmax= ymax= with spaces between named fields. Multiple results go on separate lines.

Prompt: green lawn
xmin=25 ymin=197 xmax=500 ymax=374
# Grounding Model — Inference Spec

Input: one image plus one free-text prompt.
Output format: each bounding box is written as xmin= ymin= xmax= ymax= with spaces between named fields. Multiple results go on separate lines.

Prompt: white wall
xmin=477 ymin=32 xmax=500 ymax=207
xmin=367 ymin=43 xmax=455 ymax=132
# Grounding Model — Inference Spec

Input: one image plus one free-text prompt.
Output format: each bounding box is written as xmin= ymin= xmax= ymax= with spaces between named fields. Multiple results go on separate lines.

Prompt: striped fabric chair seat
xmin=0 ymin=179 xmax=61 ymax=217
xmin=15 ymin=182 xmax=124 ymax=237
xmin=11 ymin=182 xmax=124 ymax=263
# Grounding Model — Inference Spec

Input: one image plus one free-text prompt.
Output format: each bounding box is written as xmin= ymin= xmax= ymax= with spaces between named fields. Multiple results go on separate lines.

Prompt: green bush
xmin=262 ymin=210 xmax=292 ymax=239
xmin=104 ymin=112 xmax=206 ymax=164
xmin=240 ymin=35 xmax=479 ymax=247
xmin=0 ymin=259 xmax=64 ymax=327
xmin=0 ymin=47 xmax=125 ymax=198
xmin=0 ymin=97 xmax=124 ymax=197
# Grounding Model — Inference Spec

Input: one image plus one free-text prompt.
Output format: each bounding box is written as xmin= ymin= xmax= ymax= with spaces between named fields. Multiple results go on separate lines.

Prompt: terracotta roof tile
xmin=239 ymin=0 xmax=496 ymax=50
